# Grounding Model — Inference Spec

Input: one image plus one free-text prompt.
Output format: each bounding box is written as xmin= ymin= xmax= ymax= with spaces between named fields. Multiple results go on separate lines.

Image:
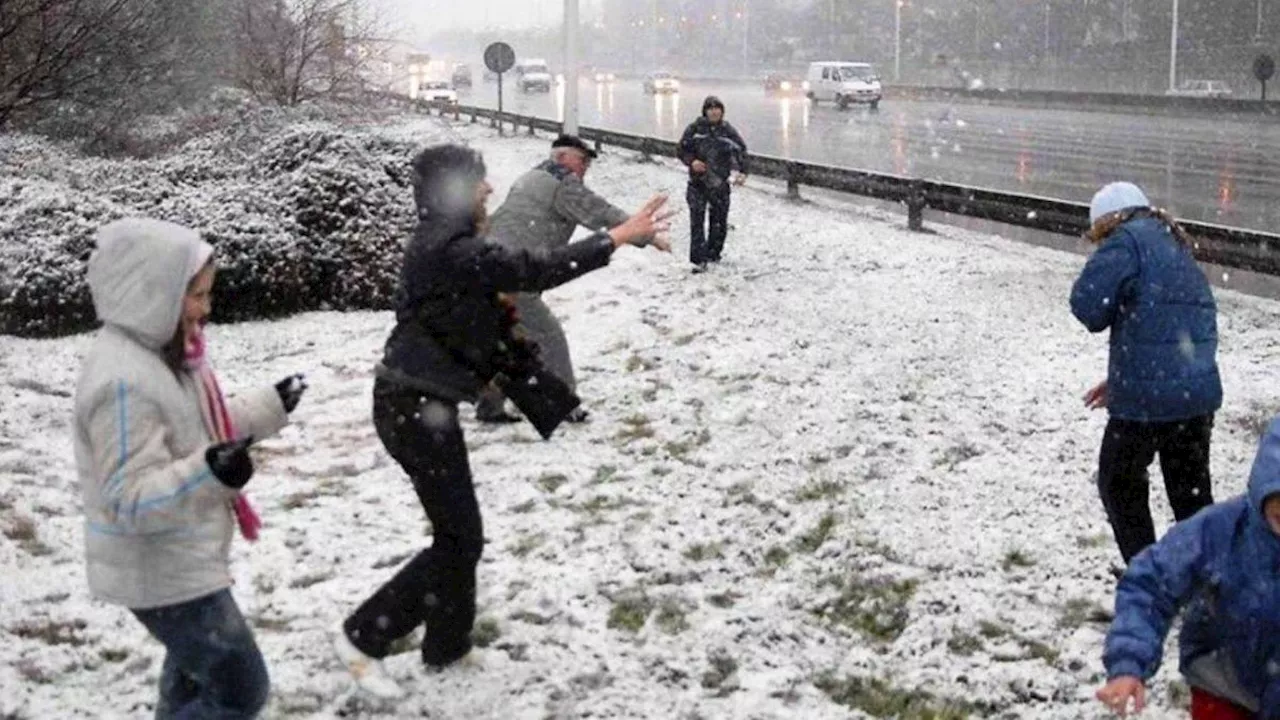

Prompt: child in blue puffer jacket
xmin=1096 ymin=416 xmax=1280 ymax=719
xmin=1070 ymin=181 xmax=1223 ymax=566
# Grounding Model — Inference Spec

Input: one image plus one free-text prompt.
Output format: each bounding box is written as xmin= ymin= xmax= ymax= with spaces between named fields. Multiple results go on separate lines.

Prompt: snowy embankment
xmin=3 ymin=113 xmax=1280 ymax=720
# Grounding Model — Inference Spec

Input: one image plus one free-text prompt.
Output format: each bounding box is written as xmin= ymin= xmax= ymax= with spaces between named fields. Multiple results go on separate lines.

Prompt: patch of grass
xmin=796 ymin=513 xmax=839 ymax=553
xmin=99 ymin=648 xmax=130 ymax=663
xmin=820 ymin=574 xmax=918 ymax=643
xmin=707 ymin=590 xmax=743 ymax=609
xmin=607 ymin=590 xmax=654 ymax=633
xmin=625 ymin=354 xmax=656 ymax=372
xmin=537 ymin=473 xmax=569 ymax=493
xmin=702 ymin=649 xmax=739 ymax=689
xmin=664 ymin=428 xmax=711 ymax=462
xmin=654 ymin=599 xmax=690 ymax=635
xmin=1075 ymin=533 xmax=1111 ymax=549
xmin=793 ymin=478 xmax=845 ymax=503
xmin=3 ymin=513 xmax=54 ymax=557
xmin=1001 ymin=549 xmax=1036 ymax=572
xmin=509 ymin=531 xmax=547 ymax=558
xmin=814 ymin=672 xmax=980 ymax=719
xmin=1167 ymin=680 xmax=1192 ymax=710
xmin=947 ymin=632 xmax=982 ymax=657
xmin=592 ymin=465 xmax=620 ymax=484
xmin=764 ymin=545 xmax=791 ymax=567
xmin=673 ymin=332 xmax=700 ymax=347
xmin=510 ymin=499 xmax=538 ymax=514
xmin=855 ymin=536 xmax=902 ymax=563
xmin=509 ymin=609 xmax=554 ymax=626
xmin=471 ymin=617 xmax=501 ymax=648
xmin=288 ymin=570 xmax=334 ymax=589
xmin=978 ymin=621 xmax=1009 ymax=640
xmin=9 ymin=618 xmax=89 ymax=646
xmin=683 ymin=542 xmax=725 ymax=562
xmin=1057 ymin=597 xmax=1112 ymax=630
xmin=3 ymin=513 xmax=53 ymax=556
xmin=1021 ymin=639 xmax=1060 ymax=664
xmin=934 ymin=442 xmax=982 ymax=469
xmin=253 ymin=616 xmax=293 ymax=633
xmin=614 ymin=414 xmax=657 ymax=443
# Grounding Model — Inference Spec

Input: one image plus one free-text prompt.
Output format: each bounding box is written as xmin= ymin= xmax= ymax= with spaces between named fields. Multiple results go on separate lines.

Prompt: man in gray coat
xmin=476 ymin=135 xmax=635 ymax=424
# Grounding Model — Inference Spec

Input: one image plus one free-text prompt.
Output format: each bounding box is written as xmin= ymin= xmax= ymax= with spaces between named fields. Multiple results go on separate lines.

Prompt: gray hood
xmin=87 ymin=219 xmax=213 ymax=349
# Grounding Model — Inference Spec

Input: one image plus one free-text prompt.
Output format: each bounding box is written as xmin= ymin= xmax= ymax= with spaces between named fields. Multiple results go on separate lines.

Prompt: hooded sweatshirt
xmin=74 ymin=218 xmax=287 ymax=610
xmin=1103 ymin=416 xmax=1280 ymax=716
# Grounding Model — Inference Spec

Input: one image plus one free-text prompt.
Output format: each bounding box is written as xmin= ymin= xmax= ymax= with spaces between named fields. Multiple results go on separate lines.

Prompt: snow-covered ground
xmin=3 ymin=115 xmax=1280 ymax=719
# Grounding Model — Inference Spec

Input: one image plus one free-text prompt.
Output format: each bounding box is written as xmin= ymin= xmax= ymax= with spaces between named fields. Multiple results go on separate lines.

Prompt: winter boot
xmin=334 ymin=627 xmax=404 ymax=700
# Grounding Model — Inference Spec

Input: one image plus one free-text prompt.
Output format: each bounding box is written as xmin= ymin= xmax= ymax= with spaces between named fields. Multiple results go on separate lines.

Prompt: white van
xmin=514 ymin=59 xmax=553 ymax=93
xmin=806 ymin=62 xmax=882 ymax=109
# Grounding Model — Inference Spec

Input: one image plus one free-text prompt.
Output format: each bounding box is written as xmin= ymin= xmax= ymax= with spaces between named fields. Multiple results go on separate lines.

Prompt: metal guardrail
xmin=385 ymin=94 xmax=1280 ymax=276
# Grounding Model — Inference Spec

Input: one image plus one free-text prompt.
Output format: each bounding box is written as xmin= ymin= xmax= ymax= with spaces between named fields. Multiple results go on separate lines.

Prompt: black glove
xmin=275 ymin=374 xmax=307 ymax=414
xmin=206 ymin=437 xmax=255 ymax=489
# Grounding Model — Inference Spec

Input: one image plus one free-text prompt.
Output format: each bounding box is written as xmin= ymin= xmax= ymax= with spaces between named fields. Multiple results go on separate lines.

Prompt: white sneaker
xmin=334 ymin=629 xmax=405 ymax=699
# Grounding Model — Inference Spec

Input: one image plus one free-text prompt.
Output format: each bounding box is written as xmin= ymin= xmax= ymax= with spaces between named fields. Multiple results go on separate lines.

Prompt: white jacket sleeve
xmin=225 ymin=385 xmax=289 ymax=442
xmin=85 ymin=381 xmax=238 ymax=534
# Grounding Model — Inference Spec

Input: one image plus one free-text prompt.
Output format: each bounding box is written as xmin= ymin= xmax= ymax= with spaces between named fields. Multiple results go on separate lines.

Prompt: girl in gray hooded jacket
xmin=74 ymin=218 xmax=306 ymax=718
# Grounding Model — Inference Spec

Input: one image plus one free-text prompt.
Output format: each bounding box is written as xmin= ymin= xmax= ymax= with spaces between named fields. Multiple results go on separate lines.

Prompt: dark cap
xmin=702 ymin=95 xmax=725 ymax=116
xmin=551 ymin=134 xmax=598 ymax=159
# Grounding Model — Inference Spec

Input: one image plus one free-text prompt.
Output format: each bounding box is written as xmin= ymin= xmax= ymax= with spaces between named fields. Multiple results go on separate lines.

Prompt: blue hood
xmin=1248 ymin=416 xmax=1280 ymax=532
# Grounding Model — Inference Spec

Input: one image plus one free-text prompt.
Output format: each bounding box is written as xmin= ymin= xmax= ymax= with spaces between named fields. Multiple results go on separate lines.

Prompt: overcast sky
xmin=381 ymin=0 xmax=604 ymax=34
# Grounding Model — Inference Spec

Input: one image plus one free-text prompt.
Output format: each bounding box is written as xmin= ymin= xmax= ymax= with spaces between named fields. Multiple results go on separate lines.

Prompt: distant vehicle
xmin=643 ymin=71 xmax=680 ymax=94
xmin=764 ymin=71 xmax=808 ymax=95
xmin=593 ymin=70 xmax=617 ymax=84
xmin=418 ymin=80 xmax=458 ymax=106
xmin=806 ymin=61 xmax=882 ymax=109
xmin=514 ymin=59 xmax=553 ymax=93
xmin=1167 ymin=79 xmax=1233 ymax=98
xmin=452 ymin=64 xmax=472 ymax=88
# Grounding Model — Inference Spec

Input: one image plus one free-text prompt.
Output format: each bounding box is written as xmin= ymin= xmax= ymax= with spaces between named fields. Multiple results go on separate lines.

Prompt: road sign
xmin=484 ymin=42 xmax=515 ymax=74
xmin=484 ymin=42 xmax=516 ymax=134
xmin=1255 ymin=54 xmax=1275 ymax=101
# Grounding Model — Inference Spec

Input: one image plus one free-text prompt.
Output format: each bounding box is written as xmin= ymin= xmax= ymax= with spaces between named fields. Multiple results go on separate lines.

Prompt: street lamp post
xmin=1169 ymin=0 xmax=1179 ymax=93
xmin=1043 ymin=3 xmax=1050 ymax=56
xmin=564 ymin=0 xmax=580 ymax=134
xmin=895 ymin=0 xmax=902 ymax=82
xmin=743 ymin=1 xmax=750 ymax=74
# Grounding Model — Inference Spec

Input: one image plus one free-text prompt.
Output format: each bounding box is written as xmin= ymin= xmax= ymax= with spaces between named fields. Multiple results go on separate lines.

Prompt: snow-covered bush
xmin=0 ymin=184 xmax=123 ymax=337
xmin=0 ymin=110 xmax=428 ymax=337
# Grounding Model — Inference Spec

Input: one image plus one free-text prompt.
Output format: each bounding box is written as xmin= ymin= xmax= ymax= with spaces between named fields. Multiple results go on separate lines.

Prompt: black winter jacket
xmin=678 ymin=117 xmax=749 ymax=184
xmin=379 ymin=215 xmax=615 ymax=402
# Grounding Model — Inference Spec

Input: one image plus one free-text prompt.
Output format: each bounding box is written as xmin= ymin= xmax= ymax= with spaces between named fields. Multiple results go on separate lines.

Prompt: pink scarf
xmin=186 ymin=330 xmax=262 ymax=542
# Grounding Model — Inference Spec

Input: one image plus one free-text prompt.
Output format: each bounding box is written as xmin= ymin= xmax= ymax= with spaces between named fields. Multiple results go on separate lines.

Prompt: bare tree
xmin=0 ymin=0 xmax=219 ymax=136
xmin=232 ymin=0 xmax=386 ymax=106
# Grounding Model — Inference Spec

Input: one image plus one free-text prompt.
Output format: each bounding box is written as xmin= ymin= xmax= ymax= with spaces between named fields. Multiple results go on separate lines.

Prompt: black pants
xmin=688 ymin=181 xmax=731 ymax=265
xmin=1097 ymin=414 xmax=1215 ymax=564
xmin=344 ymin=378 xmax=482 ymax=668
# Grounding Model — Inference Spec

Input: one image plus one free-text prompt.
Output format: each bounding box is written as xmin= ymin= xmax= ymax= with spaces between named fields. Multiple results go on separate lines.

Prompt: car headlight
xmin=802 ymin=81 xmax=811 ymax=91
xmin=780 ymin=81 xmax=792 ymax=91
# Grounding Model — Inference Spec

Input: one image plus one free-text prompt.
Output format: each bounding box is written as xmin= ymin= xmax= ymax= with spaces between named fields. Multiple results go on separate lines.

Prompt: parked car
xmin=764 ymin=71 xmax=808 ymax=95
xmin=643 ymin=71 xmax=680 ymax=94
xmin=418 ymin=80 xmax=458 ymax=106
xmin=515 ymin=59 xmax=554 ymax=93
xmin=452 ymin=64 xmax=472 ymax=88
xmin=806 ymin=61 xmax=882 ymax=109
xmin=1166 ymin=79 xmax=1233 ymax=98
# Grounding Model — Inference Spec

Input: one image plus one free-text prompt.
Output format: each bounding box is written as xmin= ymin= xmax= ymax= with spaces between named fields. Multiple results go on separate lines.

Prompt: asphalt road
xmin=459 ymin=78 xmax=1280 ymax=233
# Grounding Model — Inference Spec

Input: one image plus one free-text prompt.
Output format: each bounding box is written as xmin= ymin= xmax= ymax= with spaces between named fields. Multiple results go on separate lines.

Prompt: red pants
xmin=1191 ymin=689 xmax=1254 ymax=720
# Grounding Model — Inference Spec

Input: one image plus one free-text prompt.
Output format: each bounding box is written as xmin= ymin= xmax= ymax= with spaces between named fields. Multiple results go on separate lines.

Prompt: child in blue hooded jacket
xmin=1096 ymin=416 xmax=1280 ymax=719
